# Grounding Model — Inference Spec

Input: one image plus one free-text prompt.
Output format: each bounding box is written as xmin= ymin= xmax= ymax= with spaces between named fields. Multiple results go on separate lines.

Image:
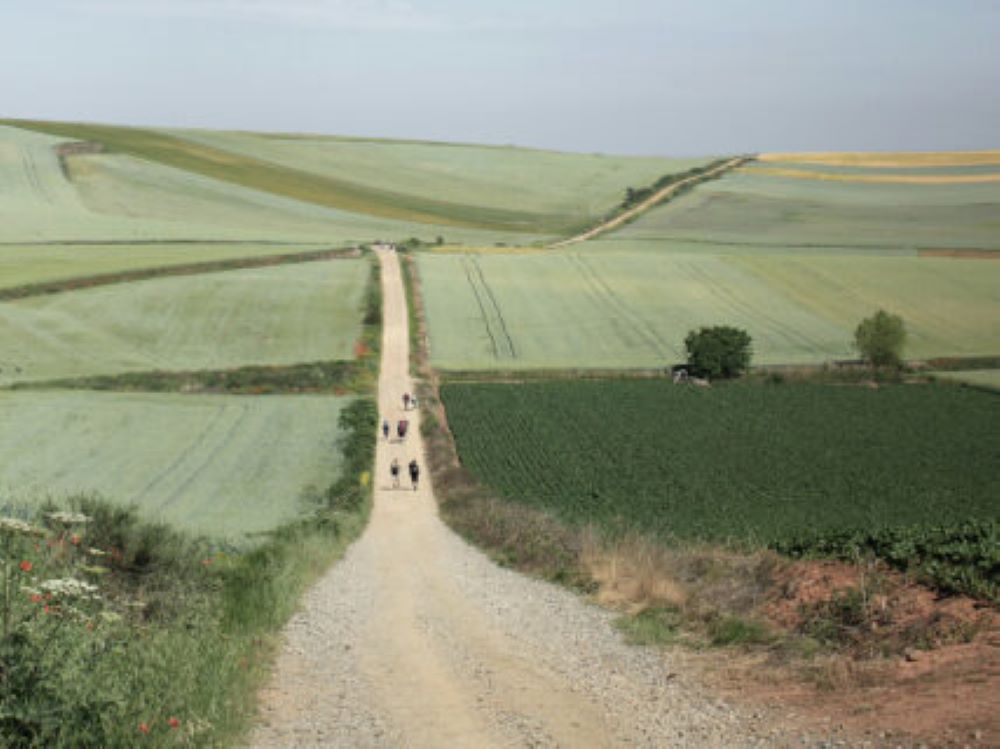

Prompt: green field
xmin=442 ymin=380 xmax=998 ymax=541
xmin=3 ymin=120 xmax=712 ymax=241
xmin=600 ymin=167 xmax=1000 ymax=252
xmin=418 ymin=250 xmax=999 ymax=369
xmin=0 ymin=259 xmax=368 ymax=385
xmin=933 ymin=369 xmax=1000 ymax=390
xmin=168 ymin=127 xmax=714 ymax=234
xmin=0 ymin=123 xmax=540 ymax=249
xmin=0 ymin=390 xmax=353 ymax=540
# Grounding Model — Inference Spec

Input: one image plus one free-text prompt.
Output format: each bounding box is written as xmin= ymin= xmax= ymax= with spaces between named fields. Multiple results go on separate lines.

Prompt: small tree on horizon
xmin=854 ymin=309 xmax=906 ymax=369
xmin=683 ymin=325 xmax=753 ymax=379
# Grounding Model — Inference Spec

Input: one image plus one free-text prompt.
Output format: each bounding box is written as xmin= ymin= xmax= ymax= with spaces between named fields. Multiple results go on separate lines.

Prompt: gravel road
xmin=249 ymin=247 xmax=830 ymax=748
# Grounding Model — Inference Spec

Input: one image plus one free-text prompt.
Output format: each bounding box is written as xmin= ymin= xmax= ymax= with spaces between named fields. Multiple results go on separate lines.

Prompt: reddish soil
xmin=919 ymin=249 xmax=999 ymax=259
xmin=721 ymin=560 xmax=1000 ymax=747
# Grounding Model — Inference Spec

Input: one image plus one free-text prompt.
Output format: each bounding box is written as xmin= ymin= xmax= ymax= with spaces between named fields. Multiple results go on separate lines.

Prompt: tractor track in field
xmin=248 ymin=246 xmax=830 ymax=748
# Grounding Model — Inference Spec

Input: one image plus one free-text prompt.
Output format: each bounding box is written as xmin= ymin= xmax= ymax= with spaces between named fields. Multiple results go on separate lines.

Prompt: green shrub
xmin=854 ymin=309 xmax=906 ymax=369
xmin=684 ymin=325 xmax=753 ymax=379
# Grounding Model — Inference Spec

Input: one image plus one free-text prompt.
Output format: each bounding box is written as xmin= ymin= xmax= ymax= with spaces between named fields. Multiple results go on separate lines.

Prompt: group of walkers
xmin=382 ymin=391 xmax=420 ymax=491
xmin=389 ymin=457 xmax=420 ymax=491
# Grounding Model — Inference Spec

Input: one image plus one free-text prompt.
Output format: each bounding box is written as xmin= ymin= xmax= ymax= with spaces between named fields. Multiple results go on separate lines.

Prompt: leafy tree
xmin=854 ymin=309 xmax=906 ymax=368
xmin=683 ymin=326 xmax=753 ymax=379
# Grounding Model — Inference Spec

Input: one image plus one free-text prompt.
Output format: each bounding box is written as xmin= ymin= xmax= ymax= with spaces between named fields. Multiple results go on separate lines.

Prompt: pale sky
xmin=2 ymin=0 xmax=998 ymax=155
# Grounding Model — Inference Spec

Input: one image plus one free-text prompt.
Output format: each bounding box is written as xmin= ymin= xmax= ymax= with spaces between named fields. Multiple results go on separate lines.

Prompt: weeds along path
xmin=249 ymin=247 xmax=805 ymax=748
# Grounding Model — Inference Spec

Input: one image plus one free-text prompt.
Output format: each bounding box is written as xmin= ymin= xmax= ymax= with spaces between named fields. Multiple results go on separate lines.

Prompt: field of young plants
xmin=0 ymin=390 xmax=353 ymax=540
xmin=2 ymin=119 xmax=714 ymax=245
xmin=602 ymin=165 xmax=1000 ymax=253
xmin=0 ymin=259 xmax=368 ymax=385
xmin=442 ymin=380 xmax=1000 ymax=596
xmin=418 ymin=249 xmax=998 ymax=369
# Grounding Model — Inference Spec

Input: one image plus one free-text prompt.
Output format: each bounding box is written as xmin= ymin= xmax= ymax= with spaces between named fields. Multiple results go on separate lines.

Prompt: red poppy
xmin=30 ymin=594 xmax=43 ymax=604
xmin=43 ymin=605 xmax=52 ymax=615
xmin=139 ymin=722 xmax=150 ymax=735
xmin=18 ymin=560 xmax=32 ymax=572
xmin=167 ymin=717 xmax=180 ymax=729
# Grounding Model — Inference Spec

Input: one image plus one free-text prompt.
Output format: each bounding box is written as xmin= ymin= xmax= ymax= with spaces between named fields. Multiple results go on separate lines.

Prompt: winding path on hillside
xmin=248 ymin=247 xmax=808 ymax=748
xmin=548 ymin=156 xmax=747 ymax=249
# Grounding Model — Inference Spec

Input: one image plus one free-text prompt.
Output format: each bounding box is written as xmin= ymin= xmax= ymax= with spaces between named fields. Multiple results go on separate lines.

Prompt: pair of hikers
xmin=390 ymin=458 xmax=419 ymax=491
xmin=381 ymin=419 xmax=408 ymax=441
xmin=402 ymin=392 xmax=418 ymax=411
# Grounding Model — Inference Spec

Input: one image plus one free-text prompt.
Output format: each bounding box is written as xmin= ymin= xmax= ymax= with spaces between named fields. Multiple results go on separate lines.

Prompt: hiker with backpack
xmin=408 ymin=459 xmax=420 ymax=491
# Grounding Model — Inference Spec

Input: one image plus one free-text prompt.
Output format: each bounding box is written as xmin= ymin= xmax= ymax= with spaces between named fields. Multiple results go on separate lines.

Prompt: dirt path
xmin=548 ymin=157 xmax=746 ymax=249
xmin=249 ymin=247 xmax=818 ymax=748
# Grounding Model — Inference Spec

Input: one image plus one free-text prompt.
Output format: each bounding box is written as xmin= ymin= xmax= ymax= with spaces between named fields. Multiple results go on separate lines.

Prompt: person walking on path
xmin=390 ymin=458 xmax=400 ymax=488
xmin=397 ymin=419 xmax=408 ymax=441
xmin=382 ymin=419 xmax=389 ymax=440
xmin=408 ymin=459 xmax=420 ymax=491
xmin=402 ymin=392 xmax=411 ymax=410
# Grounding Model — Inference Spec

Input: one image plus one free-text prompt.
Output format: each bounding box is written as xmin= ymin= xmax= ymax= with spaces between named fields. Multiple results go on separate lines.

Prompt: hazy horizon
xmin=3 ymin=0 xmax=999 ymax=157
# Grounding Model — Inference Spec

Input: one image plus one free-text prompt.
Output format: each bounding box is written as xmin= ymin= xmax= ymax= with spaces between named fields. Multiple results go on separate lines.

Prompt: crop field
xmin=0 ymin=123 xmax=528 ymax=249
xmin=5 ymin=120 xmax=713 ymax=239
xmin=0 ymin=259 xmax=368 ymax=385
xmin=0 ymin=390 xmax=352 ymax=541
xmin=442 ymin=380 xmax=1000 ymax=595
xmin=601 ymin=167 xmax=1000 ymax=252
xmin=168 ymin=127 xmax=715 ymax=235
xmin=934 ymin=369 xmax=1000 ymax=390
xmin=757 ymin=150 xmax=1000 ymax=168
xmin=418 ymin=250 xmax=998 ymax=369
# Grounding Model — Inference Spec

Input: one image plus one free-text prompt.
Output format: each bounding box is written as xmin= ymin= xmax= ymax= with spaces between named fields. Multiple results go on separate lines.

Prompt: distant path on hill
xmin=548 ymin=156 xmax=748 ymax=249
xmin=249 ymin=246 xmax=811 ymax=748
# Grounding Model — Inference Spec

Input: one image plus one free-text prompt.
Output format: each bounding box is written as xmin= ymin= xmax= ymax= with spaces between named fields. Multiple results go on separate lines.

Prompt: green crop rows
xmin=442 ymin=380 xmax=999 ymax=597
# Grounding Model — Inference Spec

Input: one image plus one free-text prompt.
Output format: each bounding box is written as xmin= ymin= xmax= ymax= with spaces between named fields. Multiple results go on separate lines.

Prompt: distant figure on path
xmin=397 ymin=419 xmax=409 ymax=441
xmin=390 ymin=458 xmax=400 ymax=488
xmin=403 ymin=392 xmax=411 ymax=410
xmin=382 ymin=419 xmax=389 ymax=440
xmin=410 ymin=395 xmax=419 ymax=410
xmin=408 ymin=459 xmax=420 ymax=491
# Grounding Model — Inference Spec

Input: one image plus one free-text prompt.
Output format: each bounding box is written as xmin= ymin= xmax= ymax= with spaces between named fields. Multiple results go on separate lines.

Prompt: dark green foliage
xmin=854 ymin=309 xmax=906 ymax=368
xmin=775 ymin=520 xmax=999 ymax=601
xmin=15 ymin=360 xmax=362 ymax=395
xmin=684 ymin=325 xmax=753 ymax=378
xmin=442 ymin=380 xmax=999 ymax=598
xmin=619 ymin=159 xmax=736 ymax=210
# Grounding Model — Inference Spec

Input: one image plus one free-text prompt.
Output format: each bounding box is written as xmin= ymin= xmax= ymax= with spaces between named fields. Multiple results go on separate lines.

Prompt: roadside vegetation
xmin=0 ymin=396 xmax=376 ymax=748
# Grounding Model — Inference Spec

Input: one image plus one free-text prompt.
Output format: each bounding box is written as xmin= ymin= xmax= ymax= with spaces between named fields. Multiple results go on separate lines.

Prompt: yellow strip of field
xmin=757 ymin=150 xmax=1000 ymax=167
xmin=743 ymin=166 xmax=1000 ymax=185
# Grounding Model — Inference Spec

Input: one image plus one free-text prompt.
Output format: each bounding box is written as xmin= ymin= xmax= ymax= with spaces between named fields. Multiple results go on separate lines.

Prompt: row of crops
xmin=441 ymin=380 xmax=999 ymax=598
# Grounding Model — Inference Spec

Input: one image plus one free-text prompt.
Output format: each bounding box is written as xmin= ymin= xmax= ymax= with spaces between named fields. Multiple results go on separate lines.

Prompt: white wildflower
xmin=46 ymin=511 xmax=91 ymax=525
xmin=39 ymin=577 xmax=100 ymax=599
xmin=0 ymin=517 xmax=45 ymax=536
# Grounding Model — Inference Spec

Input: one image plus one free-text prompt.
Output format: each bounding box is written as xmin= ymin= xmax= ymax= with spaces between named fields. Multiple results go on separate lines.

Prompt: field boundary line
xmin=548 ymin=156 xmax=749 ymax=248
xmin=0 ymin=246 xmax=360 ymax=301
